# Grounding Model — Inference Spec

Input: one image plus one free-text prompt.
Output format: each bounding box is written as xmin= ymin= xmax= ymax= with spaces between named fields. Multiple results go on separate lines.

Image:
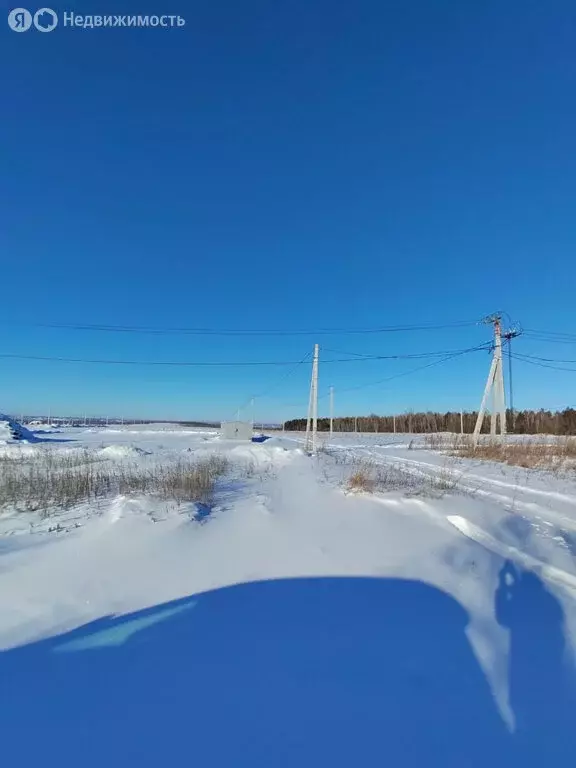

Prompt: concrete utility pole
xmin=305 ymin=344 xmax=319 ymax=453
xmin=329 ymin=385 xmax=334 ymax=440
xmin=354 ymin=415 xmax=358 ymax=435
xmin=393 ymin=415 xmax=396 ymax=434
xmin=460 ymin=410 xmax=464 ymax=435
xmin=502 ymin=330 xmax=520 ymax=432
xmin=473 ymin=314 xmax=507 ymax=445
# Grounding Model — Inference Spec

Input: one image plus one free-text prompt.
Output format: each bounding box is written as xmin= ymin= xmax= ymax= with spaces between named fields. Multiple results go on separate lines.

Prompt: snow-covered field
xmin=2 ymin=423 xmax=576 ymax=766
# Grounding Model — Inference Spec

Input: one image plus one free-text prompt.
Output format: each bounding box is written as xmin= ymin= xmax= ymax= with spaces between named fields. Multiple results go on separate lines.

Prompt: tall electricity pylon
xmin=473 ymin=314 xmax=507 ymax=445
xmin=305 ymin=344 xmax=319 ymax=453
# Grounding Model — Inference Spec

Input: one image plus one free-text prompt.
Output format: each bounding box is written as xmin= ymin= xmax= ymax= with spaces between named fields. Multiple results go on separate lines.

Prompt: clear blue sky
xmin=2 ymin=0 xmax=575 ymax=421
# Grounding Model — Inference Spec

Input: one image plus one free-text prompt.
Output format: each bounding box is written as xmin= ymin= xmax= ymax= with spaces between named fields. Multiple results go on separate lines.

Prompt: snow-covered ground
xmin=1 ymin=424 xmax=576 ymax=766
xmin=0 ymin=413 xmax=37 ymax=442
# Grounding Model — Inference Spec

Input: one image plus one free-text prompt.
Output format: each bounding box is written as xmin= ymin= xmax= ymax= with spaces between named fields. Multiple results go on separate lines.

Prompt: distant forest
xmin=284 ymin=408 xmax=576 ymax=435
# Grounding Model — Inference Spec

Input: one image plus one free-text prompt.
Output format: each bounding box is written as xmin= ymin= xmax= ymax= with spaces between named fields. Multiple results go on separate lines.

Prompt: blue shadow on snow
xmin=1 ymin=568 xmax=575 ymax=767
xmin=251 ymin=434 xmax=271 ymax=443
xmin=32 ymin=437 xmax=78 ymax=443
xmin=495 ymin=560 xmax=576 ymax=763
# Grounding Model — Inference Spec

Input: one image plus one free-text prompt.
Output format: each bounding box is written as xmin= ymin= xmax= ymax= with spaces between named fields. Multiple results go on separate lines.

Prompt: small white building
xmin=220 ymin=421 xmax=253 ymax=441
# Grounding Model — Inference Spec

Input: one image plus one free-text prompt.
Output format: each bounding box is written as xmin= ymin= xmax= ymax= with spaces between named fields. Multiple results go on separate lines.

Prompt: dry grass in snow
xmin=341 ymin=455 xmax=460 ymax=496
xmin=0 ymin=452 xmax=229 ymax=517
xmin=347 ymin=468 xmax=375 ymax=493
xmin=457 ymin=437 xmax=576 ymax=472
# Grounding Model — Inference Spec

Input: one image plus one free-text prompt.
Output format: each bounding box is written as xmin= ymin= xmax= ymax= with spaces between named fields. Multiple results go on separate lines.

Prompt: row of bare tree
xmin=284 ymin=408 xmax=576 ymax=435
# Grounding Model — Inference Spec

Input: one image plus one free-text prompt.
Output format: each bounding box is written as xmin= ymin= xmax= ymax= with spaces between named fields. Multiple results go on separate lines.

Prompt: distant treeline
xmin=284 ymin=408 xmax=576 ymax=435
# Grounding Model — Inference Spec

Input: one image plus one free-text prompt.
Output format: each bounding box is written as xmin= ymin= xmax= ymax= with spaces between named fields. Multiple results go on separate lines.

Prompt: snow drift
xmin=97 ymin=445 xmax=151 ymax=459
xmin=0 ymin=414 xmax=36 ymax=443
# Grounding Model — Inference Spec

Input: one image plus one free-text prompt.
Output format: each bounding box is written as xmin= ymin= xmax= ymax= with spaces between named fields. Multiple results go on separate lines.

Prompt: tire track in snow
xmin=447 ymin=515 xmax=576 ymax=594
xmin=286 ymin=434 xmax=576 ymax=531
xmin=349 ymin=449 xmax=576 ymax=532
xmin=346 ymin=451 xmax=576 ymax=593
xmin=280 ymin=436 xmax=576 ymax=570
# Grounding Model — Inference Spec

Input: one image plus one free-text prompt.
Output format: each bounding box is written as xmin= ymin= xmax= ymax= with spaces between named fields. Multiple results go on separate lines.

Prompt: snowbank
xmin=103 ymin=424 xmax=219 ymax=436
xmin=97 ymin=445 xmax=151 ymax=459
xmin=229 ymin=444 xmax=303 ymax=468
xmin=0 ymin=415 xmax=37 ymax=444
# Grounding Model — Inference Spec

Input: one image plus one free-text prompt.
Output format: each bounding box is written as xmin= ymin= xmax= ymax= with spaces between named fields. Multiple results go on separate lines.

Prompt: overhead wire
xmin=0 ymin=344 xmax=491 ymax=367
xmin=522 ymin=331 xmax=576 ymax=345
xmin=1 ymin=315 xmax=511 ymax=417
xmin=317 ymin=343 xmax=492 ymax=398
xmin=524 ymin=327 xmax=576 ymax=340
xmin=321 ymin=346 xmax=484 ymax=360
xmin=229 ymin=350 xmax=313 ymax=420
xmin=27 ymin=319 xmax=480 ymax=336
xmin=511 ymin=352 xmax=576 ymax=364
xmin=0 ymin=353 xmax=322 ymax=367
xmin=510 ymin=353 xmax=576 ymax=373
xmin=254 ymin=351 xmax=313 ymax=399
xmin=247 ymin=343 xmax=491 ymax=412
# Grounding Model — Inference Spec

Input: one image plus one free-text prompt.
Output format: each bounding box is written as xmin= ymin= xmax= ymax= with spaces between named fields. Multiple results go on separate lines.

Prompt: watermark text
xmin=8 ymin=8 xmax=186 ymax=32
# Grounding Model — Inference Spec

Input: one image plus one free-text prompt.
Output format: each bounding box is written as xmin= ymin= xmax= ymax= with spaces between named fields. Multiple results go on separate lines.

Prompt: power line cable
xmin=229 ymin=351 xmax=313 ymax=420
xmin=27 ymin=319 xmax=480 ymax=336
xmin=522 ymin=332 xmax=576 ymax=345
xmin=0 ymin=345 xmax=490 ymax=367
xmin=512 ymin=352 xmax=576 ymax=364
xmin=511 ymin=353 xmax=576 ymax=373
xmin=523 ymin=328 xmax=576 ymax=340
xmin=255 ymin=351 xmax=313 ymax=399
xmin=317 ymin=344 xmax=491 ymax=398
xmin=0 ymin=353 xmax=322 ymax=367
xmin=264 ymin=344 xmax=490 ymax=411
xmin=322 ymin=346 xmax=484 ymax=360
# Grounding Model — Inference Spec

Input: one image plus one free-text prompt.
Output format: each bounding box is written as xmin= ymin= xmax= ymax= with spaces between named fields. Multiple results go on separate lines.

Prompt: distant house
xmin=220 ymin=421 xmax=253 ymax=441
